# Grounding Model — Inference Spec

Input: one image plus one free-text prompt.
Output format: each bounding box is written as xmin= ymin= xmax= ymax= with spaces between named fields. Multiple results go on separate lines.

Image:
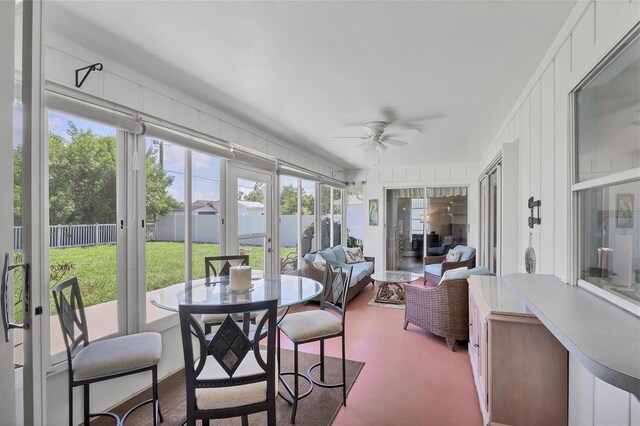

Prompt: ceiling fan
xmin=332 ymin=107 xmax=441 ymax=152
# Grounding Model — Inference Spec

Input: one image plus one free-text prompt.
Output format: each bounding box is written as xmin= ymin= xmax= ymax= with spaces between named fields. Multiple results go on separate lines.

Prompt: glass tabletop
xmin=150 ymin=274 xmax=323 ymax=312
xmin=370 ymin=270 xmax=422 ymax=283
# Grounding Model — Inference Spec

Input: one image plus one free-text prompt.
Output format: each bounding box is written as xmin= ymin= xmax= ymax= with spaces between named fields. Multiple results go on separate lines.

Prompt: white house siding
xmin=476 ymin=1 xmax=640 ymax=424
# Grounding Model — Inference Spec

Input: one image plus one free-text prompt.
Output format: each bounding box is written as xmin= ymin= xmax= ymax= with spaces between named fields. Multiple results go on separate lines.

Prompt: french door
xmin=1 ymin=1 xmax=45 ymax=424
xmin=226 ymin=164 xmax=276 ymax=276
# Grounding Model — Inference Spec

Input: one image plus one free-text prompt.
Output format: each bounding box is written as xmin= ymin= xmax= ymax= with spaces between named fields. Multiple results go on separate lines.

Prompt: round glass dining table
xmin=150 ymin=274 xmax=323 ymax=312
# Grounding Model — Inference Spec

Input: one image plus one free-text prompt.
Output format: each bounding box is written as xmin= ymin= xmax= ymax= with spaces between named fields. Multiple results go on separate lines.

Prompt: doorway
xmin=385 ymin=187 xmax=469 ymax=273
xmin=226 ymin=164 xmax=275 ymax=277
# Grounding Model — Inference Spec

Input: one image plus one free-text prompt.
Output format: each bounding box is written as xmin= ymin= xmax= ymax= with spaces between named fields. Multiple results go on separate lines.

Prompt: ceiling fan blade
xmin=385 ymin=139 xmax=408 ymax=147
xmin=356 ymin=141 xmax=370 ymax=149
xmin=399 ymin=112 xmax=446 ymax=124
xmin=377 ymin=142 xmax=388 ymax=151
xmin=331 ymin=136 xmax=368 ymax=139
xmin=384 ymin=129 xmax=420 ymax=139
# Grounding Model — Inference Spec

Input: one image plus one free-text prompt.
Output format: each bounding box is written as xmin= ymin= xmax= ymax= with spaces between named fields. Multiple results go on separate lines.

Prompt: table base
xmin=375 ymin=282 xmax=406 ymax=304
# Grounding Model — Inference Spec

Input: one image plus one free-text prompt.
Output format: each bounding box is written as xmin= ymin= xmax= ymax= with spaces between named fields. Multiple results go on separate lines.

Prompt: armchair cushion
xmin=454 ymin=245 xmax=476 ymax=262
xmin=449 ymin=266 xmax=491 ymax=279
xmin=424 ymin=263 xmax=442 ymax=277
xmin=439 ymin=266 xmax=468 ymax=285
xmin=446 ymin=249 xmax=461 ymax=262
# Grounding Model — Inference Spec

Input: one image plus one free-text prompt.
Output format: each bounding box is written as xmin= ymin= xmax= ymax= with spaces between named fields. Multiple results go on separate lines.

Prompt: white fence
xmin=155 ymin=213 xmax=314 ymax=246
xmin=13 ymin=223 xmax=157 ymax=250
xmin=12 ymin=212 xmax=355 ymax=250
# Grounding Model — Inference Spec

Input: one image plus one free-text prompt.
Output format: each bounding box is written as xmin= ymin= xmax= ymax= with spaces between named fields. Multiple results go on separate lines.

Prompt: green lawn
xmin=14 ymin=242 xmax=297 ymax=318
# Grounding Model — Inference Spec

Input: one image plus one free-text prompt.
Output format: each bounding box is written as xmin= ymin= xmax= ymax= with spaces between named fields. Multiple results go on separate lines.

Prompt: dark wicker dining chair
xmin=202 ymin=255 xmax=250 ymax=334
xmin=178 ymin=300 xmax=278 ymax=426
xmin=52 ymin=277 xmax=163 ymax=426
xmin=277 ymin=259 xmax=353 ymax=423
xmin=403 ymin=277 xmax=469 ymax=351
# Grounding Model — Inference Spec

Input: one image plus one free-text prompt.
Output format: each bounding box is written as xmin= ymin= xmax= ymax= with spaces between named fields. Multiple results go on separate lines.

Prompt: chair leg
xmin=319 ymin=339 xmax=325 ymax=382
xmin=342 ymin=334 xmax=347 ymax=406
xmin=68 ymin=380 xmax=73 ymax=426
xmin=277 ymin=329 xmax=281 ymax=377
xmin=291 ymin=344 xmax=299 ymax=424
xmin=205 ymin=322 xmax=212 ymax=335
xmin=152 ymin=366 xmax=161 ymax=424
xmin=268 ymin=393 xmax=277 ymax=426
xmin=403 ymin=320 xmax=409 ymax=330
xmin=241 ymin=415 xmax=249 ymax=426
xmin=83 ymin=384 xmax=90 ymax=425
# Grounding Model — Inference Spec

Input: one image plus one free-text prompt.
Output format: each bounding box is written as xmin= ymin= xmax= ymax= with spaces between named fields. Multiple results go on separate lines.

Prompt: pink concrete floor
xmin=281 ymin=280 xmax=483 ymax=426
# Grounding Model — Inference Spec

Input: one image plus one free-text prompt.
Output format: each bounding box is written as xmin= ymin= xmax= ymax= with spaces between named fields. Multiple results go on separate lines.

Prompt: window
xmin=320 ymin=184 xmax=343 ymax=249
xmin=145 ymin=138 xmax=186 ymax=322
xmin=144 ymin=136 xmax=223 ymax=322
xmin=47 ymin=112 xmax=120 ymax=354
xmin=346 ymin=185 xmax=364 ymax=248
xmin=279 ymin=176 xmax=317 ymax=272
xmin=573 ymin=29 xmax=640 ymax=313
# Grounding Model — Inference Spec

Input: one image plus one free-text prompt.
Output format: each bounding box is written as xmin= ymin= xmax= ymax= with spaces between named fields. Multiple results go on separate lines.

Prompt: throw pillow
xmin=439 ymin=266 xmax=468 ymax=285
xmin=342 ymin=246 xmax=364 ymax=264
xmin=312 ymin=254 xmax=327 ymax=271
xmin=446 ymin=249 xmax=461 ymax=262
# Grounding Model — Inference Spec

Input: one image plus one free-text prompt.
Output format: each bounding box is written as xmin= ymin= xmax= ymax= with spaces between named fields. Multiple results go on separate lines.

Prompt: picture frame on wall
xmin=368 ymin=199 xmax=379 ymax=226
xmin=616 ymin=193 xmax=634 ymax=228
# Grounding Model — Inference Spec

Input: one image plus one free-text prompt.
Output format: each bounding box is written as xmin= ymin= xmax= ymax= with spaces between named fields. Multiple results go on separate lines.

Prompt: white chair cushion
xmin=195 ymin=350 xmax=276 ymax=410
xmin=278 ymin=310 xmax=342 ymax=343
xmin=72 ymin=332 xmax=162 ymax=382
xmin=439 ymin=266 xmax=468 ymax=285
xmin=446 ymin=249 xmax=461 ymax=262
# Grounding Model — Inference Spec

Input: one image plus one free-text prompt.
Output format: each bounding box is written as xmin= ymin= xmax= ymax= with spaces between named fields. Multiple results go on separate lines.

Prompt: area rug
xmin=94 ymin=349 xmax=364 ymax=426
xmin=368 ymin=297 xmax=405 ymax=309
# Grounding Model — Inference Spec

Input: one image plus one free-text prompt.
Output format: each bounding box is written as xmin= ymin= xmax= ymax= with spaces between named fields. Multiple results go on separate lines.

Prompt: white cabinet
xmin=469 ymin=276 xmax=568 ymax=425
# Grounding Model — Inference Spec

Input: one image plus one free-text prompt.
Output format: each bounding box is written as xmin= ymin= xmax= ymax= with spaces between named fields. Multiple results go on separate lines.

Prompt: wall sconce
xmin=419 ymin=214 xmax=430 ymax=224
xmin=528 ymin=197 xmax=541 ymax=229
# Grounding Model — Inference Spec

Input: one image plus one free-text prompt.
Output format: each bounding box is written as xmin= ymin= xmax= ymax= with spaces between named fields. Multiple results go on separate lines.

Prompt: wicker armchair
xmin=403 ymin=278 xmax=469 ymax=351
xmin=424 ymin=253 xmax=476 ymax=285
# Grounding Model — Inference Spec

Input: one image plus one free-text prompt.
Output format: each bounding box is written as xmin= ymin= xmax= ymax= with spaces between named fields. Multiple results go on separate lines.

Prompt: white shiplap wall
xmin=477 ymin=1 xmax=640 ymax=424
xmin=347 ymin=162 xmax=479 ymax=272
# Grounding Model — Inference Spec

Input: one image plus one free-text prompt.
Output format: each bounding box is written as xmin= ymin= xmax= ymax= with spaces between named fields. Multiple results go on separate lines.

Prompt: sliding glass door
xmin=479 ymin=163 xmax=501 ymax=274
xmin=385 ymin=187 xmax=469 ymax=272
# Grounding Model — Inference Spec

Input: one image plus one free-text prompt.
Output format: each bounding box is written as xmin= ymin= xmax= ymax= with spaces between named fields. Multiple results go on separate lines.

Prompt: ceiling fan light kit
xmin=332 ymin=107 xmax=443 ymax=163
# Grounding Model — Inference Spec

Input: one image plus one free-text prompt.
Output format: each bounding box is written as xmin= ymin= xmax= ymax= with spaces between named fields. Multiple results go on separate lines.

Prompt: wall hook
xmin=75 ymin=63 xmax=103 ymax=88
xmin=528 ymin=197 xmax=541 ymax=229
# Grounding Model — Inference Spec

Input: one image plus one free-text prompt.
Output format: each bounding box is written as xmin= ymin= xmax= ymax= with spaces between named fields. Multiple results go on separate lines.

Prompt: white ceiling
xmin=46 ymin=1 xmax=576 ymax=171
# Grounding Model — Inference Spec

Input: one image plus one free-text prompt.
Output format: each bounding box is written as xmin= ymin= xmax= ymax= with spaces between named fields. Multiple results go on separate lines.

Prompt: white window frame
xmin=570 ymin=25 xmax=640 ymax=317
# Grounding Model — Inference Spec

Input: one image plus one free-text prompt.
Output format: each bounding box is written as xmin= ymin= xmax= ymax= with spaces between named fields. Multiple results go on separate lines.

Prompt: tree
xmin=243 ymin=182 xmax=265 ymax=202
xmin=280 ymin=184 xmax=315 ymax=215
xmin=13 ymin=122 xmax=179 ymax=225
xmin=145 ymin=145 xmax=181 ymax=222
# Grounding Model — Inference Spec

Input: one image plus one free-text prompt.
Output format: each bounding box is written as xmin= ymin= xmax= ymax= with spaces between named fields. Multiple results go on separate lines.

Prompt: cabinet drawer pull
xmin=469 ymin=323 xmax=472 ymax=326
xmin=474 ymin=343 xmax=479 ymax=348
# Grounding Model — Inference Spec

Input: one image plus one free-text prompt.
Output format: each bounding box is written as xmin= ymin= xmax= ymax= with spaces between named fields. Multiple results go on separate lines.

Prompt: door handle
xmin=267 ymin=248 xmax=273 ymax=253
xmin=2 ymin=252 xmax=30 ymax=343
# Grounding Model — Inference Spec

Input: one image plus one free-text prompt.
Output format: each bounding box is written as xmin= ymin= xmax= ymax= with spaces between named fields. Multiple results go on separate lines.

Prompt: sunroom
xmin=1 ymin=1 xmax=639 ymax=425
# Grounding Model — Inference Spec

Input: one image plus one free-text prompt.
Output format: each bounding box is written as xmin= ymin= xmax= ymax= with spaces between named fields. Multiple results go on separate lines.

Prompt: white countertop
xmin=502 ymin=273 xmax=640 ymax=398
xmin=468 ymin=275 xmax=533 ymax=317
